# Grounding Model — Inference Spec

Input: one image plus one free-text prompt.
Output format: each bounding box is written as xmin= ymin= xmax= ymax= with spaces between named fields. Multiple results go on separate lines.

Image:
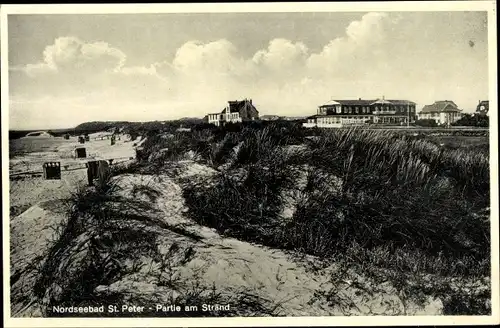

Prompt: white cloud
xmin=25 ymin=37 xmax=127 ymax=76
xmin=172 ymin=39 xmax=244 ymax=77
xmin=306 ymin=12 xmax=392 ymax=75
xmin=253 ymin=38 xmax=308 ymax=70
xmin=250 ymin=38 xmax=309 ymax=83
xmin=9 ymin=12 xmax=488 ymax=129
xmin=24 ymin=62 xmax=57 ymax=77
xmin=345 ymin=12 xmax=389 ymax=45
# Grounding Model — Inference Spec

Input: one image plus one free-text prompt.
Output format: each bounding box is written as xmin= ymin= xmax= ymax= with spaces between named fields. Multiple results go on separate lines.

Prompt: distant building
xmin=207 ymin=98 xmax=259 ymax=126
xmin=260 ymin=115 xmax=281 ymax=121
xmin=418 ymin=100 xmax=463 ymax=125
xmin=476 ymin=100 xmax=489 ymax=116
xmin=303 ymin=98 xmax=417 ymax=128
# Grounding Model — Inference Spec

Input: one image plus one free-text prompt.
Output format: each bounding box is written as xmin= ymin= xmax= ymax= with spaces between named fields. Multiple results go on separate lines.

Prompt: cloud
xmin=9 ymin=12 xmax=488 ymax=129
xmin=24 ymin=37 xmax=126 ymax=77
xmin=249 ymin=38 xmax=309 ymax=83
xmin=306 ymin=12 xmax=393 ymax=75
xmin=345 ymin=12 xmax=390 ymax=45
xmin=172 ymin=39 xmax=245 ymax=77
xmin=253 ymin=38 xmax=308 ymax=69
xmin=24 ymin=62 xmax=57 ymax=77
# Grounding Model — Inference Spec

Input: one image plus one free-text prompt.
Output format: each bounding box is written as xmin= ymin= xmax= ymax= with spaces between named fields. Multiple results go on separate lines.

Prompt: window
xmin=348 ymin=107 xmax=352 ymax=114
xmin=355 ymin=107 xmax=359 ymax=114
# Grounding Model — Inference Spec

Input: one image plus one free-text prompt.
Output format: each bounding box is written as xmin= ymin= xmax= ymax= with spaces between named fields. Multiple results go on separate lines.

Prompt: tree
xmin=452 ymin=114 xmax=489 ymax=127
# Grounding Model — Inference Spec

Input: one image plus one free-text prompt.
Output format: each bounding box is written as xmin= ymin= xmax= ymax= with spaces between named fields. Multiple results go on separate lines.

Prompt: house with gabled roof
xmin=207 ymin=98 xmax=259 ymax=126
xmin=418 ymin=100 xmax=462 ymax=125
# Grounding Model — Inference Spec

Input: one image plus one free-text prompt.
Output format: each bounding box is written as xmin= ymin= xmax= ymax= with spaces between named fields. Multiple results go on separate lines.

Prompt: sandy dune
xmin=94 ymin=163 xmax=444 ymax=316
xmin=9 ymin=140 xmax=444 ymax=317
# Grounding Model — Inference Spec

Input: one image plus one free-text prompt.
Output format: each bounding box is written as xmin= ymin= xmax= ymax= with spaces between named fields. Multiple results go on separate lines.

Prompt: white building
xmin=303 ymin=98 xmax=416 ymax=128
xmin=418 ymin=100 xmax=463 ymax=125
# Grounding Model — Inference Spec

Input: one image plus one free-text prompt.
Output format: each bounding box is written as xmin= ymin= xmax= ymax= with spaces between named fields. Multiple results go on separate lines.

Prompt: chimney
xmin=359 ymin=97 xmax=361 ymax=100
xmin=249 ymin=99 xmax=252 ymax=105
xmin=382 ymin=95 xmax=385 ymax=100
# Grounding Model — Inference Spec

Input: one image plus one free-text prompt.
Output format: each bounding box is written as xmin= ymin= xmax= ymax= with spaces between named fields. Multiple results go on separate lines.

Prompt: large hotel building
xmin=303 ymin=98 xmax=417 ymax=128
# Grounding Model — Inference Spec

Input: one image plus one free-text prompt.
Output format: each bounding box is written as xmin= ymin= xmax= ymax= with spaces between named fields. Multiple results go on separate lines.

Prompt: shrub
xmin=184 ymin=127 xmax=490 ymax=280
xmin=183 ymin=145 xmax=296 ymax=245
xmin=285 ymin=128 xmax=490 ymax=276
xmin=452 ymin=114 xmax=489 ymax=127
xmin=415 ymin=119 xmax=438 ymax=127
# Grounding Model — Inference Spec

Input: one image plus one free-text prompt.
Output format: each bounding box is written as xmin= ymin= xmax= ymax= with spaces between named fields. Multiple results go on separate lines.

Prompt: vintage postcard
xmin=1 ymin=2 xmax=498 ymax=327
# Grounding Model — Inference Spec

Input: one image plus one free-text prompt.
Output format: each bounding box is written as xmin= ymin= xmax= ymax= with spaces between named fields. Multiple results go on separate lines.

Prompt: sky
xmin=7 ymin=11 xmax=490 ymax=129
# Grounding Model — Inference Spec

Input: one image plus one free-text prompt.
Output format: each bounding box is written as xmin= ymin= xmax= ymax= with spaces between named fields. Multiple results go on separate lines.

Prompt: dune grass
xmin=180 ymin=125 xmax=490 ymax=314
xmin=28 ymin=159 xmax=282 ymax=317
xmin=30 ymin=121 xmax=490 ymax=316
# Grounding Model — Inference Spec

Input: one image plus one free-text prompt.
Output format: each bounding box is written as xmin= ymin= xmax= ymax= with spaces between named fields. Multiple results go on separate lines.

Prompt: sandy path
xmin=99 ymin=163 xmax=443 ymax=316
xmin=10 ymin=156 xmax=443 ymax=317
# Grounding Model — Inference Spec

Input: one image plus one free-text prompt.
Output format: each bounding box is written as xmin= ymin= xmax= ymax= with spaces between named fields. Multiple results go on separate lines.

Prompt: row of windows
xmin=209 ymin=112 xmax=240 ymax=121
xmin=322 ymin=105 xmax=416 ymax=115
xmin=208 ymin=114 xmax=221 ymax=121
xmin=317 ymin=116 xmax=371 ymax=124
xmin=375 ymin=117 xmax=409 ymax=123
xmin=421 ymin=113 xmax=461 ymax=118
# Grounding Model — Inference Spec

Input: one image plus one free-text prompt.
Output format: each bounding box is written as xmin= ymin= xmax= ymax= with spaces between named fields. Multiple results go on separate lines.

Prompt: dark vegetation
xmin=415 ymin=114 xmax=489 ymax=128
xmin=23 ymin=118 xmax=491 ymax=315
xmin=132 ymin=120 xmax=491 ymax=314
xmin=415 ymin=119 xmax=438 ymax=127
xmin=29 ymin=171 xmax=280 ymax=317
xmin=180 ymin=127 xmax=489 ymax=269
xmin=452 ymin=113 xmax=489 ymax=127
xmin=9 ymin=118 xmax=205 ymax=140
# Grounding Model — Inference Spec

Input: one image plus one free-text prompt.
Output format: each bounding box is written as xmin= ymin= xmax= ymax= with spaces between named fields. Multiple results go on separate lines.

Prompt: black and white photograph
xmin=1 ymin=2 xmax=498 ymax=327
